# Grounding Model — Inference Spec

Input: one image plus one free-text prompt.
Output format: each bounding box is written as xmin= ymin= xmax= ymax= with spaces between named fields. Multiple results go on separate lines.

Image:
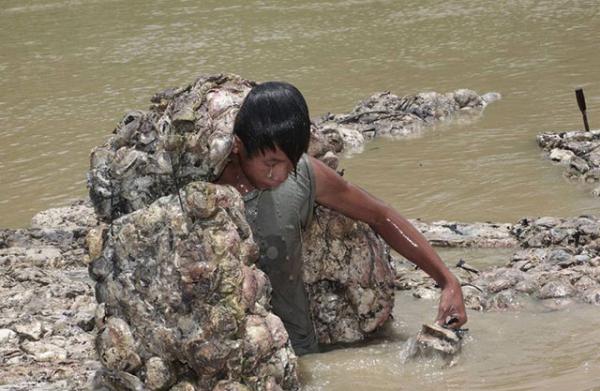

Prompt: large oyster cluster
xmin=89 ymin=182 xmax=299 ymax=390
xmin=302 ymin=208 xmax=395 ymax=344
xmin=88 ymin=74 xmax=255 ymax=222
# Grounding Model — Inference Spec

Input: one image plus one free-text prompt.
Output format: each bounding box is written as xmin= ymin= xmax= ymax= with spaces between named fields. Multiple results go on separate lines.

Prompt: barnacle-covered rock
xmin=89 ymin=181 xmax=299 ymax=390
xmin=537 ymin=129 xmax=600 ymax=195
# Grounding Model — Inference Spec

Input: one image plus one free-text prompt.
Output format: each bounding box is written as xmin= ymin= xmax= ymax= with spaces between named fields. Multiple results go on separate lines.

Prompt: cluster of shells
xmin=86 ymin=73 xmax=500 ymax=389
xmin=537 ymin=129 xmax=600 ymax=196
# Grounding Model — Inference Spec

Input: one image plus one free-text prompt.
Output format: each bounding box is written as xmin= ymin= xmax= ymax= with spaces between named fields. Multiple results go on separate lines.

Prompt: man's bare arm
xmin=310 ymin=156 xmax=467 ymax=328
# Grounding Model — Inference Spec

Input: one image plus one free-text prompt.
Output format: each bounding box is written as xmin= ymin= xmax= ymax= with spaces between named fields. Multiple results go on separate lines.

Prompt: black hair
xmin=233 ymin=81 xmax=310 ymax=168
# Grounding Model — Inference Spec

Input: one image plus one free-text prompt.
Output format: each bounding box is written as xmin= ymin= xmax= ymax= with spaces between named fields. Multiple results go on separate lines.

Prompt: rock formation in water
xmin=315 ymin=89 xmax=501 ymax=154
xmin=302 ymin=207 xmax=395 ymax=344
xmin=0 ymin=198 xmax=516 ymax=389
xmin=407 ymin=220 xmax=516 ymax=248
xmin=86 ymin=71 xmax=500 ymax=336
xmin=88 ymin=74 xmax=500 ymax=221
xmin=471 ymin=215 xmax=600 ymax=310
xmin=537 ymin=129 xmax=600 ymax=196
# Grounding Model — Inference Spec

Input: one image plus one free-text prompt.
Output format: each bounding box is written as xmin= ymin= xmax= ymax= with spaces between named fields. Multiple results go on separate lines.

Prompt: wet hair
xmin=233 ymin=81 xmax=310 ymax=167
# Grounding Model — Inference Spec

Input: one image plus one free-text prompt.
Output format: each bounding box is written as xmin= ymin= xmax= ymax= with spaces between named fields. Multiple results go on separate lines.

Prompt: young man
xmin=216 ymin=81 xmax=467 ymax=356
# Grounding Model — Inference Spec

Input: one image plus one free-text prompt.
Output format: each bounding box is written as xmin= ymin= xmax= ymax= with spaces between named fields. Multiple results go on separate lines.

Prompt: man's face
xmin=239 ymin=145 xmax=294 ymax=190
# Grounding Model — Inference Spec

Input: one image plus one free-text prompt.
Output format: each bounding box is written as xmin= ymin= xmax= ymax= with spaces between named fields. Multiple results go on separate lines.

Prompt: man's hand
xmin=436 ymin=278 xmax=468 ymax=328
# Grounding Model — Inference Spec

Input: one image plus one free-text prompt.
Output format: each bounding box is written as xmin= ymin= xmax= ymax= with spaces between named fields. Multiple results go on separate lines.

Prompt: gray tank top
xmin=242 ymin=153 xmax=319 ymax=355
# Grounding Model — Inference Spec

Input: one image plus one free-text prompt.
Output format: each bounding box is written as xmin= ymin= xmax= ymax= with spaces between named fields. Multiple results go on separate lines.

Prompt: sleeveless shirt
xmin=242 ymin=153 xmax=319 ymax=355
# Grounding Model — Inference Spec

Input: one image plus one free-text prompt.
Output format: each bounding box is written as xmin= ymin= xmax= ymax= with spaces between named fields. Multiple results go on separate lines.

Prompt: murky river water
xmin=1 ymin=0 xmax=599 ymax=389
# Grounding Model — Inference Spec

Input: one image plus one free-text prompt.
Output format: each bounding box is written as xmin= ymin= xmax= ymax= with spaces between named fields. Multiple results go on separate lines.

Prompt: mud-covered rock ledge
xmin=408 ymin=219 xmax=515 ymax=248
xmin=399 ymin=215 xmax=600 ymax=312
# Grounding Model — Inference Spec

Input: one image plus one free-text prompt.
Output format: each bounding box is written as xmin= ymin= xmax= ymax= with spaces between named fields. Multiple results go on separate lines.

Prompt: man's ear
xmin=232 ymin=136 xmax=242 ymax=154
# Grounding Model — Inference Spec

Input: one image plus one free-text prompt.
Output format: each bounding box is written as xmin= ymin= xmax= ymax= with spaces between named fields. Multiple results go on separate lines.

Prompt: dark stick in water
xmin=575 ymin=88 xmax=590 ymax=132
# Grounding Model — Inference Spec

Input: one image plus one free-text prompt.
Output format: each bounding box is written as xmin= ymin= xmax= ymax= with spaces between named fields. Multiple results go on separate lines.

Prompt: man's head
xmin=233 ymin=81 xmax=310 ymax=167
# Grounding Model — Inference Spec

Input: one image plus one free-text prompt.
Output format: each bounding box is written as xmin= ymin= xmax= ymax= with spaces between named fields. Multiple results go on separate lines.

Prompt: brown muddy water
xmin=1 ymin=0 xmax=599 ymax=389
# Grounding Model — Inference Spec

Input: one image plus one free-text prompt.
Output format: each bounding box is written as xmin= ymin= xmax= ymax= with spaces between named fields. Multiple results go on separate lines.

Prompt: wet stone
xmin=546 ymin=248 xmax=573 ymax=265
xmin=582 ymin=288 xmax=600 ymax=305
xmin=549 ymin=148 xmax=576 ymax=165
xmin=14 ymin=319 xmax=44 ymax=341
xmin=401 ymin=323 xmax=464 ymax=367
xmin=538 ymin=280 xmax=575 ymax=299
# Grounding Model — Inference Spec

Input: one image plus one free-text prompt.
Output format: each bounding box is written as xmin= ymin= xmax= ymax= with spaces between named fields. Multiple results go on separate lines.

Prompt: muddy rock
xmin=409 ymin=220 xmax=516 ymax=248
xmin=400 ymin=323 xmax=464 ymax=367
xmin=0 ymin=200 xmax=97 ymax=269
xmin=397 ymin=215 xmax=600 ymax=312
